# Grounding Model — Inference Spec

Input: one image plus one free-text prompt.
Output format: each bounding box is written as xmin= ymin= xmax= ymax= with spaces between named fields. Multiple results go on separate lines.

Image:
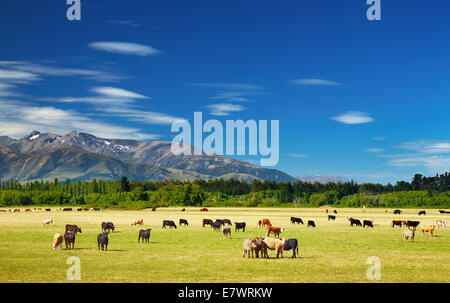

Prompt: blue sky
xmin=0 ymin=0 xmax=449 ymax=184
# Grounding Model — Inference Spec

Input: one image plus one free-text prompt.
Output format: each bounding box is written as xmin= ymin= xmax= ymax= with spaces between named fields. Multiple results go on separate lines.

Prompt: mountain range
xmin=0 ymin=131 xmax=297 ymax=182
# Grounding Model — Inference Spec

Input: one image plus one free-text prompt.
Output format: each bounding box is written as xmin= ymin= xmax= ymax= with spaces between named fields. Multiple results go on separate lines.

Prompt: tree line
xmin=0 ymin=172 xmax=448 ymax=209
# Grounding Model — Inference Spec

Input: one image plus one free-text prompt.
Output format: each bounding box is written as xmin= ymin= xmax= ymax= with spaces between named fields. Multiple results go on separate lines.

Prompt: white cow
xmin=42 ymin=219 xmax=53 ymax=226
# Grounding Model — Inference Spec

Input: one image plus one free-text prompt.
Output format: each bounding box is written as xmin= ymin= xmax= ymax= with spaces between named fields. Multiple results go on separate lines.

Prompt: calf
xmin=202 ymin=219 xmax=213 ymax=227
xmin=162 ymin=220 xmax=177 ymax=229
xmin=64 ymin=232 xmax=76 ymax=250
xmin=307 ymin=220 xmax=316 ymax=227
xmin=266 ymin=226 xmax=284 ymax=237
xmin=43 ymin=219 xmax=53 ymax=226
xmin=65 ymin=224 xmax=82 ymax=234
xmin=223 ymin=219 xmax=232 ymax=226
xmin=235 ymin=222 xmax=246 ymax=232
xmin=97 ymin=232 xmax=109 ymax=251
xmin=290 ymin=217 xmax=304 ymax=224
xmin=363 ymin=220 xmax=374 ymax=228
xmin=53 ymin=233 xmax=63 ymax=250
xmin=328 ymin=215 xmax=336 ymax=221
xmin=418 ymin=210 xmax=426 ymax=216
xmin=403 ymin=228 xmax=415 ymax=242
xmin=179 ymin=219 xmax=189 ymax=226
xmin=138 ymin=229 xmax=151 ymax=243
xmin=283 ymin=238 xmax=299 ymax=258
xmin=421 ymin=225 xmax=435 ymax=236
xmin=221 ymin=227 xmax=231 ymax=239
xmin=101 ymin=222 xmax=115 ymax=233
xmin=243 ymin=238 xmax=256 ymax=258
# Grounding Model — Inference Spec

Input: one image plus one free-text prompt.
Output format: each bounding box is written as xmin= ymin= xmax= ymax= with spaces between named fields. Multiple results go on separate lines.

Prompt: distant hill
xmin=296 ymin=176 xmax=350 ymax=184
xmin=0 ymin=130 xmax=297 ymax=182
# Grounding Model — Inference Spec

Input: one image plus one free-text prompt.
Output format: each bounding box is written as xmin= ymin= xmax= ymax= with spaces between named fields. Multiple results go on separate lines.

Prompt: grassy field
xmin=0 ymin=207 xmax=449 ymax=283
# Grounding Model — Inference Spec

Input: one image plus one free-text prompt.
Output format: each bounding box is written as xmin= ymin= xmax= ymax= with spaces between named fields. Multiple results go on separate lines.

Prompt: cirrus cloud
xmin=88 ymin=42 xmax=161 ymax=56
xmin=332 ymin=111 xmax=374 ymax=125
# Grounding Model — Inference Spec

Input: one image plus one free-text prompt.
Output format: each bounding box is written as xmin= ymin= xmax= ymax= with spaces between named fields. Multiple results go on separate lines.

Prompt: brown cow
xmin=392 ymin=220 xmax=406 ymax=227
xmin=200 ymin=208 xmax=208 ymax=212
xmin=131 ymin=219 xmax=144 ymax=226
xmin=266 ymin=226 xmax=284 ymax=238
xmin=421 ymin=225 xmax=435 ymax=236
xmin=262 ymin=238 xmax=286 ymax=258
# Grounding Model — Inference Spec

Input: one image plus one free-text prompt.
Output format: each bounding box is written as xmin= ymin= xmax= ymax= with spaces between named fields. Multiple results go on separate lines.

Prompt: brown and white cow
xmin=266 ymin=225 xmax=284 ymax=238
xmin=43 ymin=219 xmax=53 ymax=226
xmin=53 ymin=233 xmax=63 ymax=250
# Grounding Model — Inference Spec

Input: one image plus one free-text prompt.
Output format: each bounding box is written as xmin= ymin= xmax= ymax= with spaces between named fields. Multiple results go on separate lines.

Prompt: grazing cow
xmin=62 ymin=208 xmax=72 ymax=211
xmin=223 ymin=219 xmax=232 ymax=226
xmin=334 ymin=210 xmax=338 ymax=214
xmin=179 ymin=219 xmax=189 ymax=226
xmin=45 ymin=208 xmax=51 ymax=212
xmin=25 ymin=208 xmax=31 ymax=212
xmin=97 ymin=232 xmax=109 ymax=251
xmin=13 ymin=208 xmax=20 ymax=213
xmin=363 ymin=220 xmax=374 ymax=228
xmin=436 ymin=220 xmax=448 ymax=229
xmin=181 ymin=208 xmax=186 ymax=212
xmin=65 ymin=224 xmax=82 ymax=234
xmin=266 ymin=226 xmax=284 ymax=238
xmin=212 ymin=221 xmax=221 ymax=231
xmin=439 ymin=210 xmax=445 ymax=214
xmin=283 ymin=238 xmax=299 ymax=258
xmin=214 ymin=219 xmax=225 ymax=227
xmin=101 ymin=222 xmax=115 ymax=233
xmin=77 ymin=208 xmax=82 ymax=211
xmin=307 ymin=220 xmax=316 ymax=228
xmin=421 ymin=225 xmax=435 ymax=236
xmin=262 ymin=238 xmax=286 ymax=258
xmin=235 ymin=222 xmax=246 ymax=232
xmin=418 ymin=210 xmax=426 ymax=216
xmin=221 ymin=227 xmax=231 ymax=239
xmin=261 ymin=219 xmax=271 ymax=227
xmin=42 ymin=219 xmax=53 ymax=226
xmin=53 ymin=233 xmax=63 ymax=250
xmin=405 ymin=221 xmax=420 ymax=229
xmin=138 ymin=229 xmax=151 ymax=243
xmin=202 ymin=219 xmax=213 ymax=227
xmin=290 ymin=217 xmax=304 ymax=224
xmin=64 ymin=232 xmax=76 ymax=250
xmin=347 ymin=217 xmax=362 ymax=227
xmin=162 ymin=220 xmax=177 ymax=229
xmin=151 ymin=207 xmax=157 ymax=212
xmin=392 ymin=220 xmax=406 ymax=228
xmin=131 ymin=219 xmax=144 ymax=226
xmin=328 ymin=215 xmax=336 ymax=221
xmin=403 ymin=228 xmax=415 ymax=242
xmin=200 ymin=208 xmax=208 ymax=212
xmin=394 ymin=209 xmax=402 ymax=215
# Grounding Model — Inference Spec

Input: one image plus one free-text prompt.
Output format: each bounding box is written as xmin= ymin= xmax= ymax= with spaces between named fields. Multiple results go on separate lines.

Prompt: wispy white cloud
xmin=88 ymin=42 xmax=161 ymax=56
xmin=290 ymin=78 xmax=344 ymax=86
xmin=286 ymin=153 xmax=308 ymax=158
xmin=190 ymin=82 xmax=265 ymax=102
xmin=206 ymin=103 xmax=245 ymax=116
xmin=396 ymin=139 xmax=450 ymax=154
xmin=332 ymin=111 xmax=374 ymax=125
xmin=365 ymin=148 xmax=384 ymax=153
xmin=386 ymin=155 xmax=450 ymax=172
xmin=90 ymin=86 xmax=149 ymax=99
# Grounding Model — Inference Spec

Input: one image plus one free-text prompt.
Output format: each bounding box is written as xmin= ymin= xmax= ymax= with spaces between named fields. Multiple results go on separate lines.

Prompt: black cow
xmin=202 ymin=219 xmax=213 ymax=227
xmin=212 ymin=221 xmax=221 ymax=231
xmin=348 ymin=217 xmax=362 ymax=227
xmin=214 ymin=219 xmax=225 ymax=227
xmin=439 ymin=210 xmax=445 ymax=214
xmin=138 ymin=229 xmax=151 ymax=243
xmin=328 ymin=215 xmax=336 ymax=221
xmin=65 ymin=224 xmax=82 ymax=234
xmin=162 ymin=220 xmax=177 ymax=229
xmin=77 ymin=208 xmax=82 ymax=211
xmin=62 ymin=208 xmax=72 ymax=211
xmin=64 ymin=232 xmax=76 ymax=249
xmin=333 ymin=210 xmax=338 ymax=214
xmin=290 ymin=217 xmax=304 ymax=224
xmin=418 ymin=210 xmax=426 ymax=216
xmin=307 ymin=220 xmax=316 ymax=227
xmin=405 ymin=220 xmax=420 ymax=229
xmin=363 ymin=220 xmax=374 ymax=228
xmin=94 ymin=208 xmax=101 ymax=211
xmin=235 ymin=222 xmax=246 ymax=232
xmin=394 ymin=209 xmax=402 ymax=215
xmin=283 ymin=238 xmax=299 ymax=258
xmin=97 ymin=232 xmax=109 ymax=251
xmin=223 ymin=219 xmax=232 ymax=226
xmin=101 ymin=222 xmax=115 ymax=233
xmin=179 ymin=219 xmax=189 ymax=226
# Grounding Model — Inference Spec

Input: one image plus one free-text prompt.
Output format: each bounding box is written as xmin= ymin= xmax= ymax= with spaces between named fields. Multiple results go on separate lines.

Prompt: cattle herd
xmin=2 ymin=206 xmax=448 ymax=258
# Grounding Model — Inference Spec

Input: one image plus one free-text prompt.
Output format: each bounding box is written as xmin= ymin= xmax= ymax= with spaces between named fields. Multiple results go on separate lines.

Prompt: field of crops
xmin=0 ymin=207 xmax=449 ymax=282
